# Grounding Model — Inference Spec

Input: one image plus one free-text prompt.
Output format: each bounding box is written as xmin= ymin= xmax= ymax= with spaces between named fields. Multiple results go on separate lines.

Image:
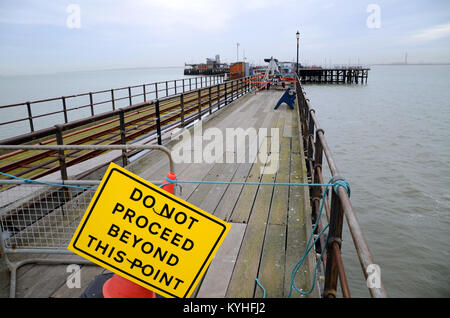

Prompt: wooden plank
xmin=253 ymin=109 xmax=291 ymax=298
xmin=227 ymin=110 xmax=279 ymax=223
xmin=11 ymin=255 xmax=86 ymax=298
xmin=225 ymin=149 xmax=276 ymax=297
xmin=227 ymin=157 xmax=266 ymax=223
xmin=267 ymin=116 xmax=291 ymax=226
xmin=254 ymin=224 xmax=286 ymax=298
xmin=51 ymin=265 xmax=104 ymax=298
xmin=196 ymin=223 xmax=246 ymax=298
xmin=213 ymin=163 xmax=252 ymax=221
xmin=283 ymin=107 xmax=319 ymax=298
xmin=196 ymin=163 xmax=240 ymax=214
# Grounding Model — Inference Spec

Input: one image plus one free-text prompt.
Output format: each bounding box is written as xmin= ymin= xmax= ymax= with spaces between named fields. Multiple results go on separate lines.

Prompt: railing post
xmin=224 ymin=82 xmax=228 ymax=105
xmin=238 ymin=79 xmax=242 ymax=97
xmin=231 ymin=80 xmax=234 ymax=101
xmin=323 ymin=182 xmax=345 ymax=298
xmin=189 ymin=78 xmax=192 ymax=91
xmin=312 ymin=129 xmax=324 ymax=209
xmin=208 ymin=86 xmax=212 ymax=114
xmin=143 ymin=85 xmax=147 ymax=102
xmin=89 ymin=92 xmax=94 ymax=116
xmin=180 ymin=94 xmax=185 ymax=127
xmin=197 ymin=90 xmax=202 ymax=120
xmin=165 ymin=81 xmax=169 ymax=97
xmin=217 ymin=84 xmax=221 ymax=110
xmin=312 ymin=129 xmax=325 ymax=256
xmin=119 ymin=109 xmax=128 ymax=167
xmin=128 ymin=86 xmax=132 ymax=105
xmin=155 ymin=99 xmax=162 ymax=145
xmin=55 ymin=125 xmax=68 ymax=181
xmin=307 ymin=110 xmax=315 ymax=178
xmin=62 ymin=97 xmax=68 ymax=123
xmin=182 ymin=79 xmax=185 ymax=93
xmin=155 ymin=83 xmax=158 ymax=99
xmin=26 ymin=102 xmax=34 ymax=132
xmin=111 ymin=89 xmax=116 ymax=110
xmin=174 ymin=80 xmax=177 ymax=95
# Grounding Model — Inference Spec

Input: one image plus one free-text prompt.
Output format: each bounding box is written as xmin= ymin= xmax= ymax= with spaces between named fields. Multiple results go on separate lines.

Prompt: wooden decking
xmin=0 ymin=89 xmax=318 ymax=298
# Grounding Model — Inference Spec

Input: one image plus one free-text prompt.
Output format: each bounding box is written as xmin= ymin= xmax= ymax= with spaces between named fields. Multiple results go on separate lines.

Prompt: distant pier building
xmin=184 ymin=55 xmax=229 ymax=76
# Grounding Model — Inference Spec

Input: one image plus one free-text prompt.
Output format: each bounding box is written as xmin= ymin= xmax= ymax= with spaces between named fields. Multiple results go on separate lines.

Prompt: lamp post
xmin=237 ymin=42 xmax=240 ymax=62
xmin=296 ymin=31 xmax=300 ymax=75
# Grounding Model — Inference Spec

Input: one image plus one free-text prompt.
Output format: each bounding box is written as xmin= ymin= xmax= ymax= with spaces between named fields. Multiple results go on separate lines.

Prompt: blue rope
xmin=0 ymin=170 xmax=351 ymax=298
xmin=255 ymin=278 xmax=266 ymax=298
xmin=159 ymin=174 xmax=350 ymax=298
xmin=0 ymin=171 xmax=96 ymax=190
xmin=287 ymin=176 xmax=350 ymax=297
xmin=159 ymin=176 xmax=335 ymax=188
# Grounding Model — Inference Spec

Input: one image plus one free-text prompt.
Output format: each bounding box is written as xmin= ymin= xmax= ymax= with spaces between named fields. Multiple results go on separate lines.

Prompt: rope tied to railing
xmin=0 ymin=170 xmax=352 ymax=298
xmin=0 ymin=171 xmax=95 ymax=190
xmin=287 ymin=175 xmax=350 ymax=298
xmin=158 ymin=174 xmax=351 ymax=298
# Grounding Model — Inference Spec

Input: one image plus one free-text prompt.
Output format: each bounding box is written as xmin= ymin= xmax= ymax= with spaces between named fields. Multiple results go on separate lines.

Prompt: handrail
xmin=0 ymin=76 xmax=252 ymax=145
xmin=294 ymin=75 xmax=387 ymax=298
xmin=0 ymin=144 xmax=175 ymax=175
xmin=0 ymin=75 xmax=225 ymax=135
xmin=0 ymin=76 xmax=257 ymax=182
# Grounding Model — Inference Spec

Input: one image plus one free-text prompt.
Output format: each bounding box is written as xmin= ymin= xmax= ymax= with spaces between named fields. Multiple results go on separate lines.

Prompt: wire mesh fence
xmin=0 ymin=181 xmax=96 ymax=251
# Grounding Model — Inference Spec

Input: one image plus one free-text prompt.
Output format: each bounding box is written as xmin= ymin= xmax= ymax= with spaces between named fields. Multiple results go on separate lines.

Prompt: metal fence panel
xmin=1 ymin=182 xmax=96 ymax=250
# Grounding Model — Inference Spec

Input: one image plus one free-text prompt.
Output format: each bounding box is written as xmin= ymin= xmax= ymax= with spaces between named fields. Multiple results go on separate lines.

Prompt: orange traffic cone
xmin=161 ymin=172 xmax=177 ymax=194
xmin=102 ymin=274 xmax=156 ymax=298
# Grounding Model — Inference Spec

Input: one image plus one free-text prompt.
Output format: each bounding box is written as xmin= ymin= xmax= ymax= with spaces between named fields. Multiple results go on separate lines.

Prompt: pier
xmin=0 ymin=74 xmax=385 ymax=298
xmin=299 ymin=66 xmax=370 ymax=84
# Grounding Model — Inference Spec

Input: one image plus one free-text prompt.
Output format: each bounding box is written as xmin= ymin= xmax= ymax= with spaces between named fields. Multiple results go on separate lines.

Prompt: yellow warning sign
xmin=68 ymin=162 xmax=231 ymax=298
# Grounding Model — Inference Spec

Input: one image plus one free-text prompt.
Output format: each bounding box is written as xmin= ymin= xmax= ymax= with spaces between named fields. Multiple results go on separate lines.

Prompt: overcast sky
xmin=0 ymin=0 xmax=449 ymax=75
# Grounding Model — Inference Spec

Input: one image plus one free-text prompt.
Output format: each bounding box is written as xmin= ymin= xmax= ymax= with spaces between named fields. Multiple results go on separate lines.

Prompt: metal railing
xmin=0 ymin=76 xmax=257 ymax=182
xmin=0 ymin=75 xmax=224 ymax=135
xmin=295 ymin=77 xmax=387 ymax=298
xmin=0 ymin=144 xmax=173 ymax=298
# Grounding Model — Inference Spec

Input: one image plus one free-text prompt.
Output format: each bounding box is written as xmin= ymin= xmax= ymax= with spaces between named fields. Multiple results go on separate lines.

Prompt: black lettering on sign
xmin=153 ymin=203 xmax=174 ymax=218
xmin=128 ymin=187 xmax=199 ymax=231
